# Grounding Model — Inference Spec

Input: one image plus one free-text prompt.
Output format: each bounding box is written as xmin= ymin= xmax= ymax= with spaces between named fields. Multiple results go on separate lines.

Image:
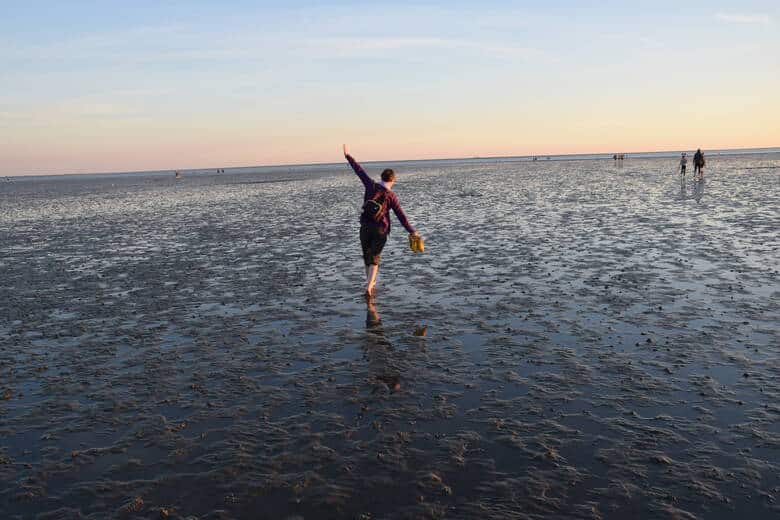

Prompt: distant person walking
xmin=693 ymin=148 xmax=705 ymax=180
xmin=680 ymin=152 xmax=688 ymax=191
xmin=343 ymin=144 xmax=420 ymax=299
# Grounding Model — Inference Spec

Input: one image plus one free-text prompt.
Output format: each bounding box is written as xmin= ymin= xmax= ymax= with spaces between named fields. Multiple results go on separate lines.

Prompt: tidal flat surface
xmin=1 ymin=155 xmax=778 ymax=519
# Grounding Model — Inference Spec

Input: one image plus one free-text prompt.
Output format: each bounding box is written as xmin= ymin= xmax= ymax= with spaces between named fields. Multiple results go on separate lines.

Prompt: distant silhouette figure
xmin=693 ymin=148 xmax=705 ymax=180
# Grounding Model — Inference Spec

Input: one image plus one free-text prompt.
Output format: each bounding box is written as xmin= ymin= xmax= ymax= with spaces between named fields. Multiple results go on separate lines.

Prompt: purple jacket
xmin=346 ymin=154 xmax=416 ymax=235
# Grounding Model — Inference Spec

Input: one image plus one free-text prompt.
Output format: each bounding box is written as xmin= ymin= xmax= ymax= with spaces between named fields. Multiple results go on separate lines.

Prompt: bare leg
xmin=366 ymin=264 xmax=380 ymax=295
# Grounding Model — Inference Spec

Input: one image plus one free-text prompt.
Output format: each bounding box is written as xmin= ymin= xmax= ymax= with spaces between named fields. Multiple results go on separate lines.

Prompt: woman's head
xmin=381 ymin=168 xmax=396 ymax=184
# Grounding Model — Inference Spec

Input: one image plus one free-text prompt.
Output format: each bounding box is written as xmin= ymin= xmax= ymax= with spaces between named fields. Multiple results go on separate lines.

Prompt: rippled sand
xmin=1 ymin=155 xmax=778 ymax=519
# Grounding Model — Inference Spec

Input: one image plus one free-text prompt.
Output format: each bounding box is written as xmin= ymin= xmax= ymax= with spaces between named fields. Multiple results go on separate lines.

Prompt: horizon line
xmin=7 ymin=145 xmax=780 ymax=179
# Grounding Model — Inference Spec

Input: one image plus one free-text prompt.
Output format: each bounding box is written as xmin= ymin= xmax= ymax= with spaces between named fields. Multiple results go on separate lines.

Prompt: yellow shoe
xmin=409 ymin=234 xmax=425 ymax=253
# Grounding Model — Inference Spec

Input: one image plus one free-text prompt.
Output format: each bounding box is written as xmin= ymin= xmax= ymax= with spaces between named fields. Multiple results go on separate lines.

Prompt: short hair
xmin=381 ymin=168 xmax=396 ymax=182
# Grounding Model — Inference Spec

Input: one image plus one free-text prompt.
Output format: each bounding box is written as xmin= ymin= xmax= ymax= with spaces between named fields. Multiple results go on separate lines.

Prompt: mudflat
xmin=1 ymin=154 xmax=778 ymax=519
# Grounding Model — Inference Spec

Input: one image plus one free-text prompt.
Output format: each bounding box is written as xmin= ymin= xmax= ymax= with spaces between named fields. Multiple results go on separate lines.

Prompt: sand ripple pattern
xmin=1 ymin=155 xmax=779 ymax=519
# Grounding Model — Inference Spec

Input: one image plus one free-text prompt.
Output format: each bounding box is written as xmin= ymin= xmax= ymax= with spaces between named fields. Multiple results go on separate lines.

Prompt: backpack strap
xmin=362 ymin=182 xmax=389 ymax=222
xmin=373 ymin=183 xmax=388 ymax=215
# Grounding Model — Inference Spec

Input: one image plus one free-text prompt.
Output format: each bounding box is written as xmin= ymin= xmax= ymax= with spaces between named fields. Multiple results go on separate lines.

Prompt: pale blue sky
xmin=1 ymin=1 xmax=778 ymax=174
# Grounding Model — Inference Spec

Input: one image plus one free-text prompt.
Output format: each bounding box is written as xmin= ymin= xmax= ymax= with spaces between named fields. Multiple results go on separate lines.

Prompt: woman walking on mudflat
xmin=344 ymin=144 xmax=420 ymax=299
xmin=693 ymin=148 xmax=706 ymax=180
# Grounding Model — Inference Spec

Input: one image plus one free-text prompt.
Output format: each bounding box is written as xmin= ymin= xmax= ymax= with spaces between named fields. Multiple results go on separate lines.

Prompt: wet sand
xmin=1 ymin=154 xmax=779 ymax=519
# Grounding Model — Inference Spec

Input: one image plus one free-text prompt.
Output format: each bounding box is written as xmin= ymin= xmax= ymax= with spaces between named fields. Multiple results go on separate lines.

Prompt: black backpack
xmin=362 ymin=183 xmax=388 ymax=222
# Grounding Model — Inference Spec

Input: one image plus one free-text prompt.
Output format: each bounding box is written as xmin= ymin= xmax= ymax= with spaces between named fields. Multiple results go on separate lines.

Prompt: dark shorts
xmin=681 ymin=165 xmax=686 ymax=173
xmin=360 ymin=225 xmax=388 ymax=266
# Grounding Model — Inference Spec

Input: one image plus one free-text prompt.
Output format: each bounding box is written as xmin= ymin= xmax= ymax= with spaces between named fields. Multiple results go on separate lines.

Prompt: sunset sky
xmin=1 ymin=1 xmax=778 ymax=175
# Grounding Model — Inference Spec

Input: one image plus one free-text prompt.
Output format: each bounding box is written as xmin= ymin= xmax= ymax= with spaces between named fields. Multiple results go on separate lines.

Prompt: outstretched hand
xmin=342 ymin=144 xmax=349 ymax=157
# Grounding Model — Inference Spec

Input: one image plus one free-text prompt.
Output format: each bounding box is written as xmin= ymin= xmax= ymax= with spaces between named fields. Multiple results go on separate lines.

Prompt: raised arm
xmin=343 ymin=144 xmax=372 ymax=189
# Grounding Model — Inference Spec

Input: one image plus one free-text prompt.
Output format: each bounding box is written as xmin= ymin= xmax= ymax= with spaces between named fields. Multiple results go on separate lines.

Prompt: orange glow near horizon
xmin=4 ymin=118 xmax=777 ymax=176
xmin=2 ymin=4 xmax=778 ymax=175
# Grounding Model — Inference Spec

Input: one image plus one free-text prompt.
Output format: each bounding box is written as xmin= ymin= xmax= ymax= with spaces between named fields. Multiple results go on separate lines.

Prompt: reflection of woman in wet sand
xmin=344 ymin=144 xmax=421 ymax=300
xmin=364 ymin=300 xmax=401 ymax=392
xmin=692 ymin=176 xmax=704 ymax=203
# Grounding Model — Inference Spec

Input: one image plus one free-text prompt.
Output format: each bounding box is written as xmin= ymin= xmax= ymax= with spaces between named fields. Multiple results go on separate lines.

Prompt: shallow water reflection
xmin=364 ymin=301 xmax=401 ymax=393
